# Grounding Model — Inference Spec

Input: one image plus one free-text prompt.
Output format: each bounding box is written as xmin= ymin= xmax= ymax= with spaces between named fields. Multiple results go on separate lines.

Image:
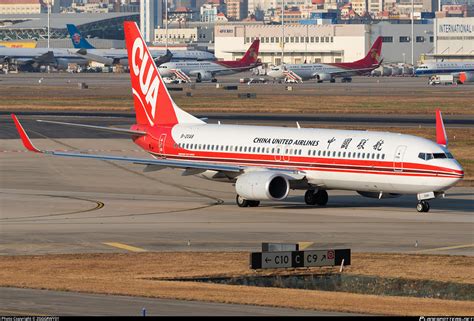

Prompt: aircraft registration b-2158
xmin=12 ymin=22 xmax=463 ymax=213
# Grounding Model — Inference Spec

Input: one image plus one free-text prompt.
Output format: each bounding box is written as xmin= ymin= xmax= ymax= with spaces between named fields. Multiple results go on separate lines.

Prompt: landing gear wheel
xmin=211 ymin=78 xmax=217 ymax=83
xmin=248 ymin=200 xmax=260 ymax=207
xmin=416 ymin=201 xmax=430 ymax=213
xmin=236 ymin=195 xmax=250 ymax=207
xmin=304 ymin=190 xmax=317 ymax=205
xmin=330 ymin=78 xmax=336 ymax=83
xmin=315 ymin=190 xmax=328 ymax=206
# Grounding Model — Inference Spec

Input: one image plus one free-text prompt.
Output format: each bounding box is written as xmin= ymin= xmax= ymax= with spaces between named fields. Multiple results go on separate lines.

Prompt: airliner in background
xmin=0 ymin=47 xmax=88 ymax=71
xmin=415 ymin=61 xmax=474 ymax=76
xmin=157 ymin=39 xmax=261 ymax=82
xmin=12 ymin=22 xmax=463 ymax=213
xmin=66 ymin=24 xmax=215 ymax=66
xmin=415 ymin=61 xmax=474 ymax=83
xmin=267 ymin=37 xmax=383 ymax=83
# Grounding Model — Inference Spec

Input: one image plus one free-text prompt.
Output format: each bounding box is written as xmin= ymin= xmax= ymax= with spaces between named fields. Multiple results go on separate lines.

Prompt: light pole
xmin=411 ymin=0 xmax=414 ymax=68
xmin=281 ymin=0 xmax=284 ymax=64
xmin=165 ymin=0 xmax=168 ymax=50
xmin=47 ymin=0 xmax=51 ymax=49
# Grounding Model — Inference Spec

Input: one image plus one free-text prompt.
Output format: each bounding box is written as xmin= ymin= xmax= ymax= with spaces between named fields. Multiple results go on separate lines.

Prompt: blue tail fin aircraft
xmin=66 ymin=24 xmax=95 ymax=49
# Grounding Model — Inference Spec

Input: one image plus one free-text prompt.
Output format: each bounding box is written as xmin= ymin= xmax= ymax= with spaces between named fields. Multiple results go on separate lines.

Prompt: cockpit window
xmin=419 ymin=152 xmax=452 ymax=161
xmin=433 ymin=153 xmax=447 ymax=159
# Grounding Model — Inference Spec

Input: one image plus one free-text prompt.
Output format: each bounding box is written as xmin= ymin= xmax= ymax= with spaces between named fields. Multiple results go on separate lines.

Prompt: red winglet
xmin=435 ymin=109 xmax=448 ymax=147
xmin=11 ymin=114 xmax=41 ymax=153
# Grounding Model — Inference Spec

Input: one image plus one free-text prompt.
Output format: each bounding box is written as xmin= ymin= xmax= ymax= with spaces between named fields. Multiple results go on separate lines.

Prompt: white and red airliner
xmin=267 ymin=37 xmax=383 ymax=83
xmin=12 ymin=22 xmax=463 ymax=213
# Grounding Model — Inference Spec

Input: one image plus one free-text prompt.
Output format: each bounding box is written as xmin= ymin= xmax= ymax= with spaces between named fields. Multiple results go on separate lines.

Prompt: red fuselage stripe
xmin=147 ymin=149 xmax=463 ymax=178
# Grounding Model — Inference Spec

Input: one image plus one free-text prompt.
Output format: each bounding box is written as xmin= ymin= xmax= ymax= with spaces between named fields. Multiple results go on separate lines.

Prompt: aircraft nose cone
xmin=447 ymin=161 xmax=464 ymax=187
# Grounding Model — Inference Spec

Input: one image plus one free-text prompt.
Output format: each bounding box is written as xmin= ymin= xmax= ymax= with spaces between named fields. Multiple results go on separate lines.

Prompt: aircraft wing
xmin=36 ymin=119 xmax=147 ymax=136
xmin=154 ymin=49 xmax=173 ymax=66
xmin=12 ymin=114 xmax=305 ymax=179
xmin=16 ymin=51 xmax=56 ymax=66
xmin=13 ymin=114 xmax=241 ymax=173
xmin=69 ymin=49 xmax=116 ymax=65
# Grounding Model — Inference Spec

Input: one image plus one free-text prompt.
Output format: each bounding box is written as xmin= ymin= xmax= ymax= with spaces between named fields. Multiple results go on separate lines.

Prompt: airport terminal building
xmin=0 ymin=13 xmax=138 ymax=48
xmin=214 ymin=22 xmax=435 ymax=65
xmin=429 ymin=17 xmax=474 ymax=61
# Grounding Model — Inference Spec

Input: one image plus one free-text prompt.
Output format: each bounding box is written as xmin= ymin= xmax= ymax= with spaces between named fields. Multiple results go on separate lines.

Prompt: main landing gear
xmin=304 ymin=189 xmax=328 ymax=206
xmin=236 ymin=195 xmax=260 ymax=207
xmin=416 ymin=200 xmax=430 ymax=213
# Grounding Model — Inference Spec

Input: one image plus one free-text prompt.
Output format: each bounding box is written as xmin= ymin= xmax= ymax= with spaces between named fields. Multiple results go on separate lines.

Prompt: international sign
xmin=250 ymin=249 xmax=350 ymax=270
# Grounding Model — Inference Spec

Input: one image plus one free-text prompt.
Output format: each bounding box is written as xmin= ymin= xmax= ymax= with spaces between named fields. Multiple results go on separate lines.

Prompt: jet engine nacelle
xmin=235 ymin=171 xmax=290 ymax=201
xmin=381 ymin=66 xmax=392 ymax=76
xmin=357 ymin=191 xmax=402 ymax=199
xmin=315 ymin=73 xmax=331 ymax=81
xmin=192 ymin=70 xmax=213 ymax=82
xmin=55 ymin=58 xmax=69 ymax=70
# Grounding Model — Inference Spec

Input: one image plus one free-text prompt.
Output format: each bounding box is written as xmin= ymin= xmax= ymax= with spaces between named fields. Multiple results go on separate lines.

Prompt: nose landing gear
xmin=416 ymin=201 xmax=430 ymax=213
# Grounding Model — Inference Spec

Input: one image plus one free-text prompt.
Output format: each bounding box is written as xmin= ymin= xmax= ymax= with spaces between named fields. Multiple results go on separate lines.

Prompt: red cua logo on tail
xmin=131 ymin=37 xmax=160 ymax=125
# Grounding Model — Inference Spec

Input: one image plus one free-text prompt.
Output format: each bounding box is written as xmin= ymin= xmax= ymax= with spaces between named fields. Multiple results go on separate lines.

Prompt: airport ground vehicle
xmin=163 ymin=77 xmax=186 ymax=84
xmin=247 ymin=78 xmax=268 ymax=84
xmin=12 ymin=22 xmax=463 ymax=213
xmin=429 ymin=75 xmax=455 ymax=86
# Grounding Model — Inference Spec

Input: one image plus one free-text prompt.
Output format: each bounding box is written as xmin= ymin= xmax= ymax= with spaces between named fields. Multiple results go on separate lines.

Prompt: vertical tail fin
xmin=66 ymin=24 xmax=95 ymax=49
xmin=124 ymin=21 xmax=203 ymax=126
xmin=240 ymin=39 xmax=260 ymax=64
xmin=353 ymin=37 xmax=382 ymax=67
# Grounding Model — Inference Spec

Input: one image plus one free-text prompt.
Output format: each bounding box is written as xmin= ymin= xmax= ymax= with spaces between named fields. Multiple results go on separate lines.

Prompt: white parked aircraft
xmin=0 ymin=48 xmax=88 ymax=71
xmin=12 ymin=22 xmax=463 ymax=213
xmin=267 ymin=37 xmax=383 ymax=83
xmin=415 ymin=61 xmax=474 ymax=77
xmin=66 ymin=24 xmax=216 ymax=67
xmin=157 ymin=39 xmax=261 ymax=82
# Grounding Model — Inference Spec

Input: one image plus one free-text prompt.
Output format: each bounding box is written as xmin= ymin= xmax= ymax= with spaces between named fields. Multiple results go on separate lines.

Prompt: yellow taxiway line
xmin=103 ymin=242 xmax=147 ymax=252
xmin=412 ymin=243 xmax=474 ymax=253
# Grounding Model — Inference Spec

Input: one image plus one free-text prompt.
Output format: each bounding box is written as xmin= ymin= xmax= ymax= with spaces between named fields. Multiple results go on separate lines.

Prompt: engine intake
xmin=192 ymin=71 xmax=213 ymax=82
xmin=316 ymin=73 xmax=331 ymax=81
xmin=235 ymin=171 xmax=290 ymax=201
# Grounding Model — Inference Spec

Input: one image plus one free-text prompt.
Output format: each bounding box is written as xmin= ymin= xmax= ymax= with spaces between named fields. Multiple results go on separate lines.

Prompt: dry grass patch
xmin=1 ymin=83 xmax=474 ymax=115
xmin=0 ymin=252 xmax=473 ymax=315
